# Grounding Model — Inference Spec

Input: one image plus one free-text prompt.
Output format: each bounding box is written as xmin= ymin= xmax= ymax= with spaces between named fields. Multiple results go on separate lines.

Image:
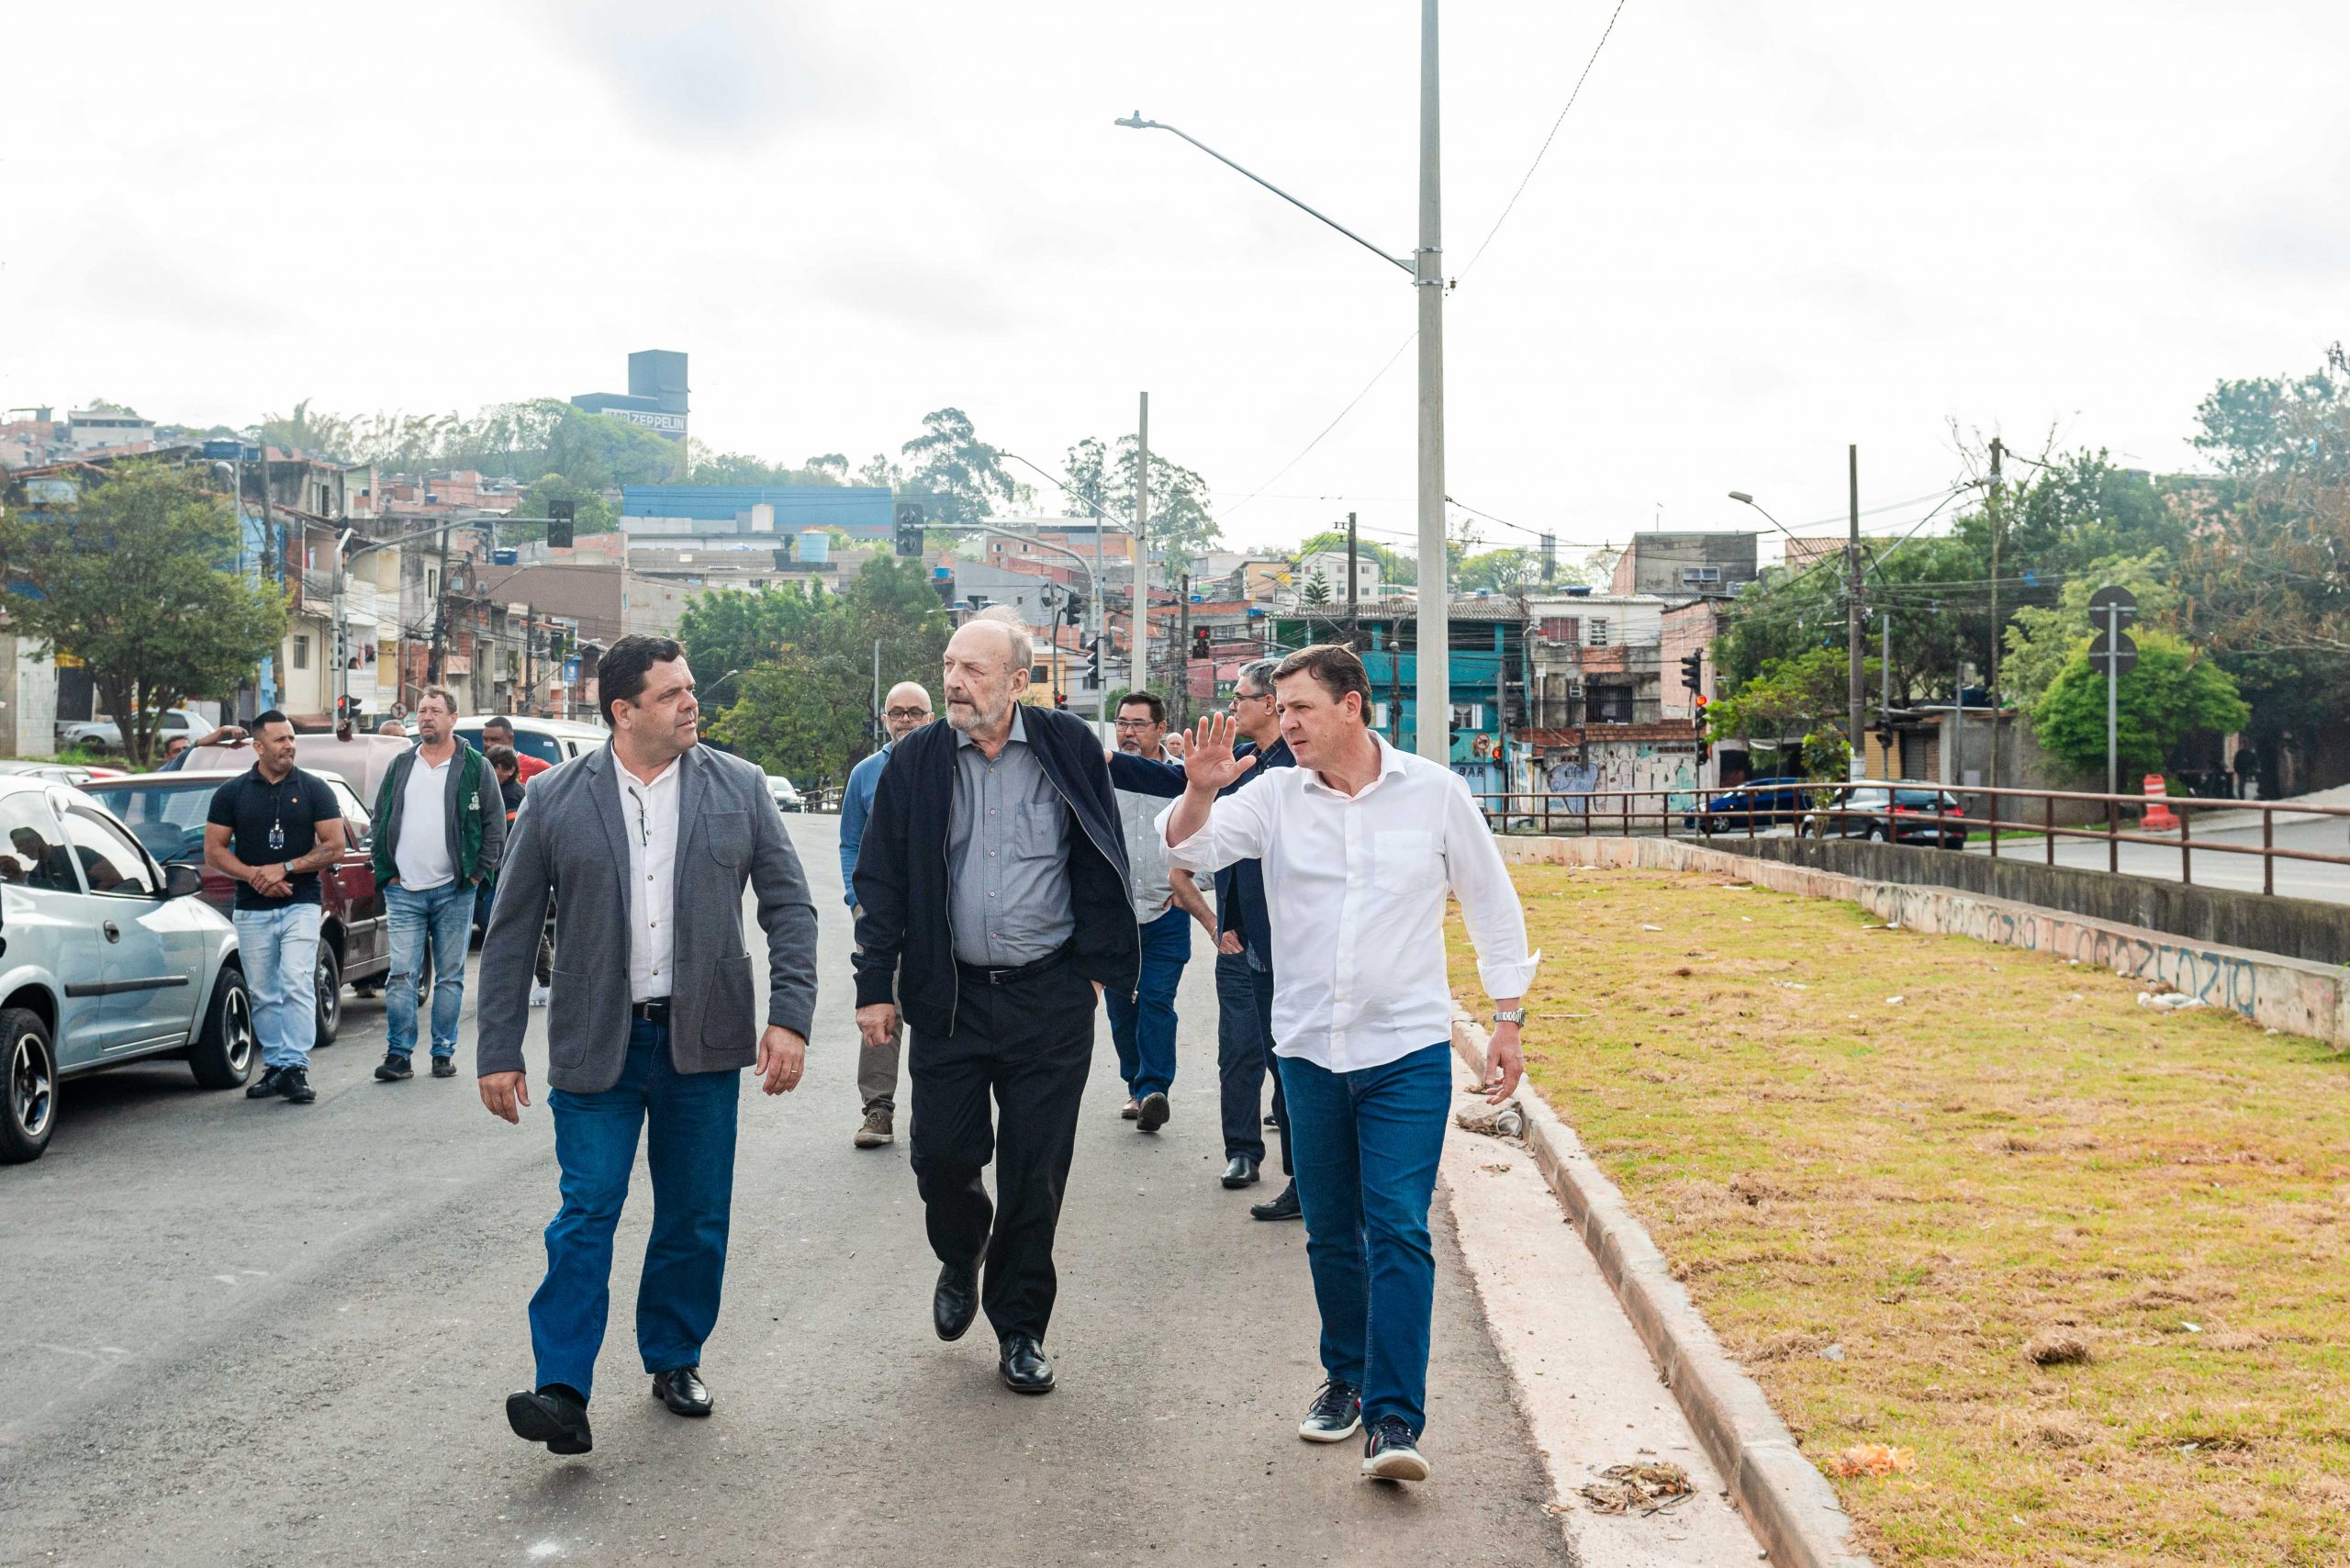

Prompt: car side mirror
xmin=162 ymin=862 xmax=204 ymax=900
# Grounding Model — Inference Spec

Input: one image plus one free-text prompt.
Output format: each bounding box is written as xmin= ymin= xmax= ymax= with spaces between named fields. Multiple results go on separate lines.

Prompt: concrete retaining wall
xmin=1501 ymin=836 xmax=2350 ymax=1048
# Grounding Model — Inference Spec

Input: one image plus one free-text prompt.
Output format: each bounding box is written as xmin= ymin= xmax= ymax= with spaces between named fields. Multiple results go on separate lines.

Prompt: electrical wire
xmin=1457 ymin=0 xmax=1633 ymax=281
xmin=1218 ymin=333 xmax=1418 ymax=519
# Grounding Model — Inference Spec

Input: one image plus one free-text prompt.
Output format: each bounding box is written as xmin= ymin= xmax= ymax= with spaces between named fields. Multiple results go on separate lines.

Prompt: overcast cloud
xmin=4 ymin=0 xmax=2344 ymax=558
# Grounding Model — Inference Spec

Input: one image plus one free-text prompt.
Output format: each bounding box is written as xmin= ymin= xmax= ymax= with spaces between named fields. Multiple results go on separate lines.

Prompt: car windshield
xmin=80 ymin=781 xmax=216 ymax=867
xmin=1892 ymin=790 xmax=1951 ymax=808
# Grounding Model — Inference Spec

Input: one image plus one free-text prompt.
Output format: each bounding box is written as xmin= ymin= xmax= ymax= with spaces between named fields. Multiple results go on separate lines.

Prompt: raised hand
xmin=1181 ymin=712 xmax=1259 ymax=794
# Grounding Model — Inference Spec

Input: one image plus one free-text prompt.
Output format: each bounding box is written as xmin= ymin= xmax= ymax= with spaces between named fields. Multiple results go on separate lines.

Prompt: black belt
xmin=955 ymin=945 xmax=1072 ymax=987
xmin=632 ymin=998 xmax=671 ymax=1023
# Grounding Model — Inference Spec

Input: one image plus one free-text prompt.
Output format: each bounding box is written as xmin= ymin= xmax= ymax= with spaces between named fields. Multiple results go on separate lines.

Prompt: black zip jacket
xmin=854 ymin=707 xmax=1139 ymax=1037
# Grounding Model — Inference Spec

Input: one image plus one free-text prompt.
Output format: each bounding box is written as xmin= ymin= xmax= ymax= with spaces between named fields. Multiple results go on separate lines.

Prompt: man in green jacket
xmin=371 ymin=685 xmax=508 ymax=1081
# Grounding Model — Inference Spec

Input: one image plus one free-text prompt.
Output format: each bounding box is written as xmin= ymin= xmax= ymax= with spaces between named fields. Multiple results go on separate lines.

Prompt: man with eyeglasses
xmin=837 ymin=680 xmax=934 ymax=1148
xmin=1106 ymin=690 xmax=1216 ymax=1133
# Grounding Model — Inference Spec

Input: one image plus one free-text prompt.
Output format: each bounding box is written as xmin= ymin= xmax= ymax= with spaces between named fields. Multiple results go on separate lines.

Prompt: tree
xmin=521 ymin=473 xmax=616 ymax=537
xmin=901 ymin=408 xmax=1018 ymax=526
xmin=1301 ymin=570 xmax=1332 ymax=607
xmin=2031 ymin=628 xmax=2249 ymax=779
xmin=1061 ymin=432 xmax=1225 ymax=572
xmin=258 ymin=398 xmax=361 ymax=461
xmin=1294 ymin=531 xmax=1413 ymax=588
xmin=0 ymin=462 xmax=286 ymax=767
xmin=1706 ymin=646 xmax=1870 ymax=749
xmin=1456 ymin=547 xmax=1533 ymax=594
xmin=676 ymin=584 xmax=833 ymax=702
xmin=2000 ymin=549 xmax=2177 ymax=708
xmin=706 ymin=652 xmax=871 ymax=784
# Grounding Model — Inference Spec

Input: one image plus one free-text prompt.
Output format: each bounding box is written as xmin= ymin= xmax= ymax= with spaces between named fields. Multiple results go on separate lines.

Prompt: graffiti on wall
xmin=1882 ymin=885 xmax=2266 ymax=1015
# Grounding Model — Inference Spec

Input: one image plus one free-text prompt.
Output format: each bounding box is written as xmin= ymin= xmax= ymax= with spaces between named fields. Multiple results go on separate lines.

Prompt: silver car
xmin=0 ymin=776 xmax=251 ymax=1163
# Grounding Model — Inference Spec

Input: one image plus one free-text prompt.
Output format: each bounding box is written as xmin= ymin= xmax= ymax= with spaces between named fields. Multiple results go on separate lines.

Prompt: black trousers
xmin=1252 ymin=963 xmax=1292 ymax=1177
xmin=909 ymin=961 xmax=1096 ymax=1342
xmin=1215 ymin=950 xmax=1291 ymax=1173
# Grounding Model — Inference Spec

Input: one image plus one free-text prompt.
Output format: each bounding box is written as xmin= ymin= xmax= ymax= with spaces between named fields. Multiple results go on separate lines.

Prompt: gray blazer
xmin=476 ymin=741 xmax=818 ymax=1092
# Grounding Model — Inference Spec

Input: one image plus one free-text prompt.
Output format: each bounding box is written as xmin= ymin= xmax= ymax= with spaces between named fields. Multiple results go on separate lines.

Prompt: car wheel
xmin=1865 ymin=824 xmax=1886 ymax=842
xmin=314 ymin=942 xmax=342 ymax=1047
xmin=0 ymin=1011 xmax=57 ymax=1164
xmin=188 ymin=966 xmax=256 ymax=1090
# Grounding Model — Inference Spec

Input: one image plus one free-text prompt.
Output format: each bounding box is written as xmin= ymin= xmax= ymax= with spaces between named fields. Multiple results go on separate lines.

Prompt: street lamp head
xmin=1115 ymin=112 xmax=1158 ymax=130
xmin=1728 ymin=491 xmax=1754 ymax=506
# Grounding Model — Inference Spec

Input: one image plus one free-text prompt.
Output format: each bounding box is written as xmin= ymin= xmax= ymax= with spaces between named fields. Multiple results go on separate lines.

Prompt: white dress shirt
xmin=1160 ymin=731 xmax=1539 ymax=1073
xmin=615 ymin=755 xmax=680 ymax=1002
xmin=393 ymin=749 xmax=457 ymax=890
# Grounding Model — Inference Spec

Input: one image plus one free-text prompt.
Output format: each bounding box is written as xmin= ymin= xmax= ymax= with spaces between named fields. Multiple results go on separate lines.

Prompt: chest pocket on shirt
xmin=1372 ymin=829 xmax=1438 ymax=893
xmin=1014 ymin=800 xmax=1069 ymax=865
xmin=703 ymin=810 xmax=749 ymax=868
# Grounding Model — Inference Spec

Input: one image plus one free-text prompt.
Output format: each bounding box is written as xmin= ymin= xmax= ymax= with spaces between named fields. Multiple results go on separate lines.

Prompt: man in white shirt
xmin=1160 ymin=644 xmax=1539 ymax=1485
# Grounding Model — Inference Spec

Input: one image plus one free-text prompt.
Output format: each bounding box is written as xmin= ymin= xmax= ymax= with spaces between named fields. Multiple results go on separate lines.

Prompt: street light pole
xmin=1116 ymin=1 xmax=1449 ymax=762
xmin=1847 ymin=443 xmax=1864 ymax=780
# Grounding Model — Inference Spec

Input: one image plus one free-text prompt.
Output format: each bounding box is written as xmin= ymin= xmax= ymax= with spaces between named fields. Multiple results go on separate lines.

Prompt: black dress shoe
xmin=246 ymin=1066 xmax=285 ymax=1099
xmin=506 ymin=1386 xmax=593 ymax=1455
xmin=998 ymin=1334 xmax=1055 ymax=1394
xmin=652 ymin=1365 xmax=712 ymax=1416
xmin=1221 ymin=1154 xmax=1260 ymax=1189
xmin=933 ymin=1261 xmax=979 ymax=1342
xmin=1251 ymin=1180 xmax=1302 ymax=1221
xmin=1136 ymin=1091 xmax=1169 ymax=1133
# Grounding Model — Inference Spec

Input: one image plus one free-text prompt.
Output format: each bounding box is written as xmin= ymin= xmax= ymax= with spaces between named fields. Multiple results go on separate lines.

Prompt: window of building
xmin=1587 ymin=685 xmax=1633 ymax=723
xmin=1538 ymin=617 xmax=1580 ymax=643
xmin=1588 ymin=619 xmax=1610 ymax=647
xmin=1681 ymin=566 xmax=1722 ymax=585
xmin=292 ymin=635 xmax=309 ymax=670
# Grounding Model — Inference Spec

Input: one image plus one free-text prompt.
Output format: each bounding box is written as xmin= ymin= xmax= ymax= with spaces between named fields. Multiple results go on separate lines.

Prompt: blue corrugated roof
xmin=621 ymin=485 xmax=895 ymax=535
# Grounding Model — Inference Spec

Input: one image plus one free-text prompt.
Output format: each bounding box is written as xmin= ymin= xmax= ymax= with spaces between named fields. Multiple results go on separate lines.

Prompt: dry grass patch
xmin=1450 ymin=867 xmax=2350 ymax=1566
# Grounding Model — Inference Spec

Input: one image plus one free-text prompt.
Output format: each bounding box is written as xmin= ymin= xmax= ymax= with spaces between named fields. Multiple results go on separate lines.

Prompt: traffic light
xmin=546 ymin=498 xmax=575 ymax=550
xmin=1678 ymin=649 xmax=1704 ymax=694
xmin=894 ymin=501 xmax=925 ymax=557
xmin=1065 ymin=588 xmax=1085 ymax=624
xmin=1088 ymin=637 xmax=1104 ymax=687
xmin=1192 ymin=627 xmax=1211 ymax=661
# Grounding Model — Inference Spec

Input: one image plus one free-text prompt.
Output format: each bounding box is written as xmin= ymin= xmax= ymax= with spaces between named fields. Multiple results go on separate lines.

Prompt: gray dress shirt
xmin=947 ymin=707 xmax=1075 ymax=967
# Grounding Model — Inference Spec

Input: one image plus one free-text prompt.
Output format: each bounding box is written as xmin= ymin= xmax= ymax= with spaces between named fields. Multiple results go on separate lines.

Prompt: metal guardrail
xmin=1473 ymin=778 xmax=2350 ymax=898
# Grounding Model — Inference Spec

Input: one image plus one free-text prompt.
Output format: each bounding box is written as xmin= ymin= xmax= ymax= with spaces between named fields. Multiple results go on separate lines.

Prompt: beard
xmin=945 ymin=693 xmax=1006 ymax=734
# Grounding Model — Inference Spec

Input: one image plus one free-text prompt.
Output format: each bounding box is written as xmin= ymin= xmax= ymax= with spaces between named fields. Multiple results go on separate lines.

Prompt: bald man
xmin=838 ymin=679 xmax=935 ymax=1147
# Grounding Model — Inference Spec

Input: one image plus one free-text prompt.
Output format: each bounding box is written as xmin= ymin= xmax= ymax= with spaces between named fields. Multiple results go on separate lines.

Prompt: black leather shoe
xmin=431 ymin=1055 xmax=458 ymax=1079
xmin=933 ymin=1261 xmax=979 ymax=1342
xmin=1136 ymin=1091 xmax=1169 ymax=1133
xmin=652 ymin=1365 xmax=712 ymax=1417
xmin=1251 ymin=1180 xmax=1302 ymax=1222
xmin=276 ymin=1068 xmax=317 ymax=1104
xmin=1222 ymin=1154 xmax=1260 ymax=1189
xmin=246 ymin=1066 xmax=285 ymax=1099
xmin=998 ymin=1335 xmax=1055 ymax=1394
xmin=506 ymin=1386 xmax=593 ymax=1455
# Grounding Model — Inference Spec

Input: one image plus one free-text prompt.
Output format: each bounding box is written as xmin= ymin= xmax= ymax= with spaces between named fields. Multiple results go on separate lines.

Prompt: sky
xmin=5 ymin=0 xmax=2345 ymax=565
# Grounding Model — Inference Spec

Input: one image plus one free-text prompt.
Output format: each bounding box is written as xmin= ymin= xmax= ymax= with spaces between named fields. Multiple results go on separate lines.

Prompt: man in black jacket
xmin=854 ymin=620 xmax=1138 ymax=1395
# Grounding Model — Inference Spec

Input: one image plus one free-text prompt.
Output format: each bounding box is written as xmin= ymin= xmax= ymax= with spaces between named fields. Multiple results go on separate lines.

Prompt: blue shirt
xmin=838 ymin=742 xmax=893 ymax=907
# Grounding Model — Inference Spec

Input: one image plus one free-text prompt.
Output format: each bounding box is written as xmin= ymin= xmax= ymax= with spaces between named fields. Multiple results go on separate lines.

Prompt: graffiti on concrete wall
xmin=1882 ymin=885 xmax=2266 ymax=1015
xmin=1589 ymin=744 xmax=1701 ymax=812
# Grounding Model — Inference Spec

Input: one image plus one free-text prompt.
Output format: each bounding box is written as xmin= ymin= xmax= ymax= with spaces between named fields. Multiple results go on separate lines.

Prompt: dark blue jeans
xmin=1106 ymin=907 xmax=1191 ymax=1099
xmin=530 ymin=1018 xmax=739 ymax=1401
xmin=1279 ymin=1042 xmax=1451 ymax=1436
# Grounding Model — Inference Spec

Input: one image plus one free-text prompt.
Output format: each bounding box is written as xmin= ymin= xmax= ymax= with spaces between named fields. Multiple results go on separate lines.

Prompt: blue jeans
xmin=232 ymin=902 xmax=321 ymax=1071
xmin=1106 ymin=907 xmax=1191 ymax=1099
xmin=386 ymin=880 xmax=476 ymax=1059
xmin=531 ymin=1018 xmax=740 ymax=1401
xmin=1279 ymin=1042 xmax=1451 ymax=1437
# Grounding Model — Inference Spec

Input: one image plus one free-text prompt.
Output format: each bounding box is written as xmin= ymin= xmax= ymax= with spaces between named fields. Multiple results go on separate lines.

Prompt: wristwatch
xmin=1492 ymin=1008 xmax=1528 ymax=1026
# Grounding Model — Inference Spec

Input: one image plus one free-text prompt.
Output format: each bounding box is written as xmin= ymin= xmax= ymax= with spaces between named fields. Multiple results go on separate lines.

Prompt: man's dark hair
xmin=1273 ymin=644 xmax=1373 ymax=712
xmin=598 ymin=634 xmax=685 ymax=727
xmin=484 ymin=715 xmax=515 ymax=736
xmin=252 ymin=709 xmax=294 ymax=737
xmin=484 ymin=744 xmax=519 ymax=775
xmin=1116 ymin=690 xmax=1166 ymax=724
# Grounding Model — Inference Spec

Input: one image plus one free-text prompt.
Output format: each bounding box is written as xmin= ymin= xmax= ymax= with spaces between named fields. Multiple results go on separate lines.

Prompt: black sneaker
xmin=1297 ymin=1378 xmax=1361 ymax=1442
xmin=245 ymin=1066 xmax=285 ymax=1100
xmin=1250 ymin=1181 xmax=1302 ymax=1221
xmin=375 ymin=1052 xmax=413 ymax=1081
xmin=431 ymin=1055 xmax=458 ymax=1079
xmin=277 ymin=1068 xmax=317 ymax=1105
xmin=1360 ymin=1416 xmax=1428 ymax=1482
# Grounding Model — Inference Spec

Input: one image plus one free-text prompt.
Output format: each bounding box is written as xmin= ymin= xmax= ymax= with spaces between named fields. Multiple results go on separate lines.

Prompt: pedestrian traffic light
xmin=546 ymin=498 xmax=575 ymax=551
xmin=1678 ymin=649 xmax=1704 ymax=694
xmin=894 ymin=501 xmax=925 ymax=556
xmin=1192 ymin=627 xmax=1211 ymax=661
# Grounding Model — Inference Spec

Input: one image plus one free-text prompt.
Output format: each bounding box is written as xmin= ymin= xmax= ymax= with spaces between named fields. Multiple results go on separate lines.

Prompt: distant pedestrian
xmin=477 ymin=634 xmax=818 ymax=1456
xmin=484 ymin=715 xmax=551 ymax=782
xmin=2233 ymin=742 xmax=2260 ymax=801
xmin=487 ymin=744 xmax=555 ymax=1007
xmin=1106 ymin=690 xmax=1216 ymax=1134
xmin=377 ymin=717 xmax=408 ymax=739
xmin=370 ymin=686 xmax=505 ymax=1081
xmin=1162 ymin=644 xmax=1539 ymax=1484
xmin=202 ymin=711 xmax=346 ymax=1106
xmin=838 ymin=680 xmax=934 ymax=1148
xmin=157 ymin=723 xmax=247 ymax=773
xmin=853 ymin=621 xmax=1138 ymax=1395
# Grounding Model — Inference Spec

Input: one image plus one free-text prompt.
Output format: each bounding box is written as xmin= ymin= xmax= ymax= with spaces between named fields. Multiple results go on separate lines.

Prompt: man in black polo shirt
xmin=203 ymin=711 xmax=346 ymax=1105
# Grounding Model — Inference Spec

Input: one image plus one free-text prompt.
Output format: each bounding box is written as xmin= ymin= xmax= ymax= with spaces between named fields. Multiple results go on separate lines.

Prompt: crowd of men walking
xmin=176 ymin=621 xmax=1538 ymax=1490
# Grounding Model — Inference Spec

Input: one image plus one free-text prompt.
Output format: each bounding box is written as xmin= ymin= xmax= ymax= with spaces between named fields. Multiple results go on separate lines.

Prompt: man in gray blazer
xmin=476 ymin=635 xmax=819 ymax=1457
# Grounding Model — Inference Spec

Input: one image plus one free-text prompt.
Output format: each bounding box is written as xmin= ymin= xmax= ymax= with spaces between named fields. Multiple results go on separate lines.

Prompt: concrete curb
xmin=1451 ymin=1009 xmax=1875 ymax=1568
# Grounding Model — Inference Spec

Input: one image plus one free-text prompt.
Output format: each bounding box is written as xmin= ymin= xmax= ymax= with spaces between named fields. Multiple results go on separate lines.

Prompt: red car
xmin=77 ymin=770 xmax=393 ymax=1045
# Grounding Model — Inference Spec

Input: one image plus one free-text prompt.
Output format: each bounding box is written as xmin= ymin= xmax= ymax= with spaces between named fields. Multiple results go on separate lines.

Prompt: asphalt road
xmin=1959 ymin=812 xmax=2350 ymax=903
xmin=0 ymin=813 xmax=1567 ymax=1568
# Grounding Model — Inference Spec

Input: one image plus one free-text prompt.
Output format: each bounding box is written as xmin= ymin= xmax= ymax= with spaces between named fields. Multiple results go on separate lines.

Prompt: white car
xmin=56 ymin=708 xmax=210 ymax=755
xmin=767 ymin=776 xmax=803 ymax=813
xmin=452 ymin=715 xmax=611 ymax=772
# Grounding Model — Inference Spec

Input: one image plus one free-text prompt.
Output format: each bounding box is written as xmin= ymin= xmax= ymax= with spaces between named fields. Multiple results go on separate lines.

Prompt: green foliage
xmin=901 ymin=408 xmax=1018 ymax=527
xmin=1456 ymin=547 xmax=1533 ymax=595
xmin=1301 ymin=571 xmax=1331 ymax=606
xmin=521 ymin=473 xmax=615 ymax=537
xmin=1061 ymin=432 xmax=1224 ymax=572
xmin=2031 ymin=629 xmax=2249 ymax=779
xmin=0 ymin=461 xmax=287 ymax=767
xmin=1717 ymin=535 xmax=1978 ymax=704
xmin=2000 ymin=549 xmax=2177 ymax=708
xmin=1706 ymin=645 xmax=1870 ymax=744
xmin=687 ymin=445 xmax=851 ymax=487
xmin=1294 ymin=531 xmax=1413 ymax=587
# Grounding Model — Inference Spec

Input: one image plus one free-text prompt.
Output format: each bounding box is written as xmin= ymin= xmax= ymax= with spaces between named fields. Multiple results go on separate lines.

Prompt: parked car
xmin=79 ymin=770 xmax=391 ymax=1046
xmin=0 ymin=760 xmax=126 ymax=787
xmin=1690 ymin=776 xmax=1817 ymax=834
xmin=767 ymin=775 xmax=803 ymax=813
xmin=1803 ymin=786 xmax=1966 ymax=847
xmin=0 ymin=776 xmax=252 ymax=1163
xmin=184 ymin=733 xmax=413 ymax=805
xmin=55 ymin=707 xmax=211 ymax=755
xmin=451 ymin=715 xmax=610 ymax=773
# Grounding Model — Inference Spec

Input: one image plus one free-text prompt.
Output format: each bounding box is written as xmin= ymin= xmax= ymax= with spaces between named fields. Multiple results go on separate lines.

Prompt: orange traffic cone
xmin=2142 ymin=774 xmax=2177 ymax=832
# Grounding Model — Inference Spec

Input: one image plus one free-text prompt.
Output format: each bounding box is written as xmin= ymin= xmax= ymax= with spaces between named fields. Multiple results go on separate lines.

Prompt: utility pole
xmin=1845 ymin=443 xmax=1864 ymax=779
xmin=1346 ymin=510 xmax=1360 ymax=646
xmin=871 ymin=638 xmax=883 ymax=749
xmin=1136 ymin=391 xmax=1150 ymax=703
xmin=1880 ymin=609 xmax=1893 ymax=775
xmin=523 ymin=604 xmax=536 ymax=716
xmin=1176 ymin=572 xmax=1192 ymax=724
xmin=1414 ymin=0 xmax=1449 ymax=765
xmin=1986 ymin=436 xmax=2005 ymax=793
xmin=427 ymin=526 xmax=452 ymax=686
